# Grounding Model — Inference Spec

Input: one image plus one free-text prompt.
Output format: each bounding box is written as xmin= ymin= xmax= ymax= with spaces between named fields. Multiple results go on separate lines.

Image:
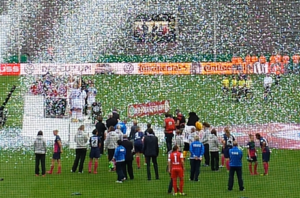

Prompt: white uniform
xmin=70 ymin=88 xmax=83 ymax=109
xmin=263 ymin=76 xmax=273 ymax=88
xmin=87 ymin=87 xmax=97 ymax=106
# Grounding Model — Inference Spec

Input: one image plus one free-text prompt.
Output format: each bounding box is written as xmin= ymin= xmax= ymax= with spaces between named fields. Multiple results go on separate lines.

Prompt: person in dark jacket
xmin=121 ymin=134 xmax=134 ymax=180
xmin=112 ymin=108 xmax=120 ymax=120
xmin=106 ymin=113 xmax=118 ymax=129
xmin=228 ymin=141 xmax=244 ymax=191
xmin=143 ymin=128 xmax=159 ymax=180
xmin=95 ymin=116 xmax=107 ymax=154
xmin=129 ymin=120 xmax=138 ymax=140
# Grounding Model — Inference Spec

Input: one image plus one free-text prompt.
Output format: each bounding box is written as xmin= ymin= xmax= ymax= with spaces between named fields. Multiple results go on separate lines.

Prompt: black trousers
xmin=72 ymin=148 xmax=87 ymax=172
xmin=35 ymin=154 xmax=46 ymax=175
xmin=190 ymin=159 xmax=201 ymax=181
xmin=116 ymin=161 xmax=125 ymax=181
xmin=145 ymin=156 xmax=159 ymax=180
xmin=210 ymin=151 xmax=219 ymax=171
xmin=228 ymin=166 xmax=244 ymax=191
xmin=108 ymin=149 xmax=115 ymax=161
xmin=204 ymin=144 xmax=210 ymax=165
xmin=122 ymin=159 xmax=134 ymax=180
xmin=165 ymin=133 xmax=174 ymax=152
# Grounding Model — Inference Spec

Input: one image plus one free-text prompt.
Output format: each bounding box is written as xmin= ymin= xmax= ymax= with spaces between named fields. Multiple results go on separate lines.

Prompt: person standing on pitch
xmin=222 ymin=127 xmax=235 ymax=171
xmin=208 ymin=129 xmax=220 ymax=171
xmin=201 ymin=122 xmax=211 ymax=167
xmin=228 ymin=141 xmax=244 ymax=191
xmin=113 ymin=140 xmax=126 ymax=183
xmin=143 ymin=128 xmax=159 ymax=180
xmin=34 ymin=131 xmax=47 ymax=176
xmin=168 ymin=145 xmax=186 ymax=196
xmin=95 ymin=116 xmax=107 ymax=154
xmin=121 ymin=134 xmax=134 ymax=180
xmin=71 ymin=125 xmax=88 ymax=173
xmin=88 ymin=129 xmax=101 ymax=174
xmin=47 ymin=130 xmax=63 ymax=174
xmin=164 ymin=113 xmax=176 ymax=152
xmin=247 ymin=134 xmax=258 ymax=175
xmin=189 ymin=136 xmax=204 ymax=181
xmin=255 ymin=133 xmax=270 ymax=176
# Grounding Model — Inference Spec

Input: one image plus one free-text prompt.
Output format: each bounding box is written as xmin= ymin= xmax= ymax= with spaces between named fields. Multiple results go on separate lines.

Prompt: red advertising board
xmin=127 ymin=100 xmax=170 ymax=118
xmin=0 ymin=64 xmax=21 ymax=76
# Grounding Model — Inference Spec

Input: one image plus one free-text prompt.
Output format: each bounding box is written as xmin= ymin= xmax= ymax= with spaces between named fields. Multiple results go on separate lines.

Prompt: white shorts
xmin=87 ymin=98 xmax=95 ymax=107
xmin=71 ymin=99 xmax=83 ymax=109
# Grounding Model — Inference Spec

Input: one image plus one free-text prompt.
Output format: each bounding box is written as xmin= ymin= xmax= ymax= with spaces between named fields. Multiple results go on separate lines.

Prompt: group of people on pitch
xmin=164 ymin=111 xmax=271 ymax=194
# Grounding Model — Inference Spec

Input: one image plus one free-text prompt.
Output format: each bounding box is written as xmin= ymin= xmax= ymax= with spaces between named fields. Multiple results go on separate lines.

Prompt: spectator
xmin=143 ymin=128 xmax=159 ymax=180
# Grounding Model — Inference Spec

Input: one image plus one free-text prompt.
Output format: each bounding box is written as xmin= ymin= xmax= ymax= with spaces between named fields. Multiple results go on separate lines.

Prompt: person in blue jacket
xmin=113 ymin=140 xmax=126 ymax=183
xmin=115 ymin=119 xmax=127 ymax=134
xmin=189 ymin=136 xmax=204 ymax=181
xmin=228 ymin=141 xmax=244 ymax=191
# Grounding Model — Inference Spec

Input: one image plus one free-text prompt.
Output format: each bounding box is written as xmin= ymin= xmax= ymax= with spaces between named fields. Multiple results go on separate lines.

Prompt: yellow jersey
xmin=222 ymin=79 xmax=229 ymax=88
xmin=238 ymin=80 xmax=246 ymax=87
xmin=231 ymin=79 xmax=237 ymax=87
xmin=245 ymin=80 xmax=252 ymax=88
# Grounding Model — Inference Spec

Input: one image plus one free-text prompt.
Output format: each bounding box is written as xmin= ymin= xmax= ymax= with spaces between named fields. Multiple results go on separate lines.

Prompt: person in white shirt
xmin=263 ymin=74 xmax=273 ymax=101
xmin=87 ymin=82 xmax=97 ymax=119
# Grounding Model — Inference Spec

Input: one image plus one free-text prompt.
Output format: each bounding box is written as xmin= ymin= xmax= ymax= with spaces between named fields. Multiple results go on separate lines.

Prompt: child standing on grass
xmin=113 ymin=140 xmax=126 ymax=183
xmin=34 ymin=131 xmax=47 ymax=176
xmin=88 ymin=129 xmax=101 ymax=174
xmin=47 ymin=130 xmax=63 ymax=174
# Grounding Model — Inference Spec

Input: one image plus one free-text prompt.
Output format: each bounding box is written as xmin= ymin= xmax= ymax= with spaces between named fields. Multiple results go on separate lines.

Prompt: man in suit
xmin=121 ymin=134 xmax=134 ymax=180
xmin=143 ymin=128 xmax=159 ymax=180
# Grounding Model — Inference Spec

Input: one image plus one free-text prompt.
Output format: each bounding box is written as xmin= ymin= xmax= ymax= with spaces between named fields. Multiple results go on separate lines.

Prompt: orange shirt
xmin=259 ymin=55 xmax=266 ymax=64
xmin=245 ymin=55 xmax=251 ymax=64
xmin=269 ymin=55 xmax=276 ymax=64
xmin=237 ymin=57 xmax=243 ymax=64
xmin=231 ymin=57 xmax=237 ymax=64
xmin=251 ymin=55 xmax=258 ymax=63
xmin=282 ymin=55 xmax=289 ymax=64
xmin=292 ymin=54 xmax=300 ymax=64
xmin=275 ymin=54 xmax=282 ymax=63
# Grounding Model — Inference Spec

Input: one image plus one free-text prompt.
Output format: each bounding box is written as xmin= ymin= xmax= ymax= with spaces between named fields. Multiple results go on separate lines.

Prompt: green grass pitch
xmin=0 ymin=74 xmax=299 ymax=197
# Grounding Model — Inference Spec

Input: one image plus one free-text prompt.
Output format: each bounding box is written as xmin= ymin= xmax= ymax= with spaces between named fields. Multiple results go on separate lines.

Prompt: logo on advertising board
xmin=0 ymin=64 xmax=20 ymax=76
xmin=127 ymin=100 xmax=170 ymax=118
xmin=123 ymin=63 xmax=134 ymax=74
xmin=138 ymin=63 xmax=191 ymax=75
xmin=21 ymin=64 xmax=94 ymax=75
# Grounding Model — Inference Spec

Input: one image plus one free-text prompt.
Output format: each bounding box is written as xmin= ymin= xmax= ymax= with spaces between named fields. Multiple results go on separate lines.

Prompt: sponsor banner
xmin=138 ymin=63 xmax=191 ymax=75
xmin=20 ymin=63 xmax=95 ymax=75
xmin=201 ymin=62 xmax=272 ymax=75
xmin=94 ymin=63 xmax=139 ymax=75
xmin=0 ymin=64 xmax=20 ymax=76
xmin=127 ymin=100 xmax=170 ymax=118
